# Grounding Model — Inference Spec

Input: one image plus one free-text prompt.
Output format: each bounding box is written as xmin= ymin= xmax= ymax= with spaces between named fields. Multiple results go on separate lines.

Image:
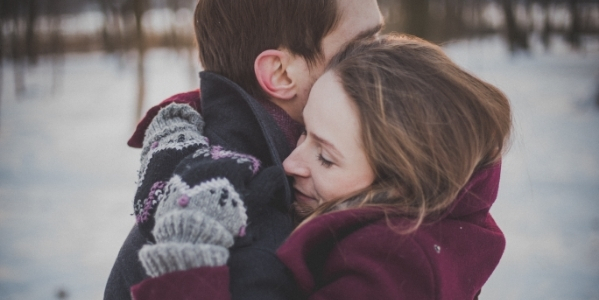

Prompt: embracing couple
xmin=104 ymin=0 xmax=512 ymax=299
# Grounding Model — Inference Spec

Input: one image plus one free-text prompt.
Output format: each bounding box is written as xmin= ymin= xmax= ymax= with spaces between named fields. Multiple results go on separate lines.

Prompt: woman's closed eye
xmin=317 ymin=154 xmax=334 ymax=168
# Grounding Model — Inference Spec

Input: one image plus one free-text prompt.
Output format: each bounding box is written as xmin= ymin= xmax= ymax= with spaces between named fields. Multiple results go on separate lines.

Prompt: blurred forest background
xmin=1 ymin=0 xmax=598 ymax=121
xmin=1 ymin=1 xmax=599 ymax=299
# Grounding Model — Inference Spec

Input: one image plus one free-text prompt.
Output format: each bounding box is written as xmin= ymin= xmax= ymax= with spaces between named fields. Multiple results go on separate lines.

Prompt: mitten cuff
xmin=141 ymin=103 xmax=207 ymax=158
xmin=139 ymin=243 xmax=229 ymax=277
xmin=153 ymin=210 xmax=234 ymax=248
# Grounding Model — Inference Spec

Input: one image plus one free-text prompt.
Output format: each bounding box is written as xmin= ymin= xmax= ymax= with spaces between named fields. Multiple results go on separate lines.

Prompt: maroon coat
xmin=277 ymin=162 xmax=505 ymax=299
xmin=132 ymin=163 xmax=504 ymax=300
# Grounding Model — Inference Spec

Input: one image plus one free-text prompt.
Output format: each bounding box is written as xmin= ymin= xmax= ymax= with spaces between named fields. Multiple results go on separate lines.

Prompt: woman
xmin=278 ymin=34 xmax=511 ymax=299
xmin=132 ymin=34 xmax=511 ymax=299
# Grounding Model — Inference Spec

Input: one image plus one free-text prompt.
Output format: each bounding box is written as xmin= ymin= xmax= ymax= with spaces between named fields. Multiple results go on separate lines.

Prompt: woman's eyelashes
xmin=303 ymin=129 xmax=334 ymax=168
xmin=317 ymin=153 xmax=334 ymax=168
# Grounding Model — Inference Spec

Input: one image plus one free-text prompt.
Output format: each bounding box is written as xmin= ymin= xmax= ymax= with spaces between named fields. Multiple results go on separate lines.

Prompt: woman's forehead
xmin=304 ymin=73 xmax=362 ymax=153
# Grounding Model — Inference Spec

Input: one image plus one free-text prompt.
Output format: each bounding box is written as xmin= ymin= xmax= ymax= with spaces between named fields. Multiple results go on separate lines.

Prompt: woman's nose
xmin=283 ymin=148 xmax=310 ymax=178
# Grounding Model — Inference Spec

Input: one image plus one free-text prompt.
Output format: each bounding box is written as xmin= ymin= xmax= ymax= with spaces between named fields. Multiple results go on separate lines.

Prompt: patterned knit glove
xmin=139 ymin=176 xmax=247 ymax=277
xmin=134 ymin=103 xmax=208 ymax=234
xmin=138 ymin=103 xmax=207 ymax=186
xmin=138 ymin=145 xmax=260 ymax=277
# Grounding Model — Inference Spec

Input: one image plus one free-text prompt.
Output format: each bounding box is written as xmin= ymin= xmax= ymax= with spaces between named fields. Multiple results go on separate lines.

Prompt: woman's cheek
xmin=313 ymin=171 xmax=337 ymax=203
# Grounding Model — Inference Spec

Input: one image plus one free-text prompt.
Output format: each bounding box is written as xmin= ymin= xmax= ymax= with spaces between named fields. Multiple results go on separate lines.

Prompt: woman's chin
xmin=292 ymin=191 xmax=320 ymax=220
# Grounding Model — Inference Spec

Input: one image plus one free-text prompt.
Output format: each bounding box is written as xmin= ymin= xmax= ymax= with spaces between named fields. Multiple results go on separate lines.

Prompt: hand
xmin=139 ymin=176 xmax=248 ymax=277
xmin=138 ymin=143 xmax=262 ymax=277
xmin=134 ymin=103 xmax=208 ymax=234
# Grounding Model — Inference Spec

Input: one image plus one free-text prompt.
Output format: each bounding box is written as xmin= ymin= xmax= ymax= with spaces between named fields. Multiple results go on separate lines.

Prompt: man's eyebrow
xmin=354 ymin=23 xmax=384 ymax=42
xmin=311 ymin=132 xmax=344 ymax=159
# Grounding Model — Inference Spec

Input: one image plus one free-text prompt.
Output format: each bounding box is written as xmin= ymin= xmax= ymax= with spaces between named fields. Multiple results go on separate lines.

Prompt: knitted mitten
xmin=139 ymin=176 xmax=248 ymax=277
xmin=155 ymin=176 xmax=248 ymax=247
xmin=138 ymin=103 xmax=207 ymax=188
xmin=138 ymin=144 xmax=261 ymax=277
xmin=141 ymin=102 xmax=205 ymax=161
xmin=134 ymin=103 xmax=208 ymax=235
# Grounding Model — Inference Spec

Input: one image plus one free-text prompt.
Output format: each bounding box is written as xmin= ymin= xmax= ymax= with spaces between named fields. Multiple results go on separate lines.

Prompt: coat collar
xmin=443 ymin=161 xmax=502 ymax=219
xmin=277 ymin=162 xmax=504 ymax=295
xmin=200 ymin=71 xmax=293 ymax=208
xmin=281 ymin=162 xmax=503 ymax=250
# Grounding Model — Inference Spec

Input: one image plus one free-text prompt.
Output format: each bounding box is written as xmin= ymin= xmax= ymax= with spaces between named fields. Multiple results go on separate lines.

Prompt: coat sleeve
xmin=104 ymin=225 xmax=149 ymax=300
xmin=130 ymin=247 xmax=296 ymax=300
xmin=130 ymin=266 xmax=231 ymax=300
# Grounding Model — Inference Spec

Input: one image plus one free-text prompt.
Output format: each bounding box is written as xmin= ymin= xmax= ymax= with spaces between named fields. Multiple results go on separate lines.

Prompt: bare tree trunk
xmin=168 ymin=0 xmax=180 ymax=50
xmin=133 ymin=0 xmax=147 ymax=123
xmin=0 ymin=1 xmax=4 ymax=124
xmin=48 ymin=0 xmax=64 ymax=96
xmin=445 ymin=0 xmax=464 ymax=38
xmin=111 ymin=4 xmax=125 ymax=57
xmin=476 ymin=0 xmax=487 ymax=33
xmin=100 ymin=0 xmax=114 ymax=53
xmin=402 ymin=0 xmax=429 ymax=38
xmin=11 ymin=12 xmax=26 ymax=97
xmin=541 ymin=0 xmax=552 ymax=50
xmin=135 ymin=52 xmax=146 ymax=123
xmin=566 ymin=0 xmax=581 ymax=49
xmin=99 ymin=0 xmax=123 ymax=53
xmin=187 ymin=46 xmax=197 ymax=88
xmin=502 ymin=0 xmax=528 ymax=52
xmin=25 ymin=0 xmax=38 ymax=65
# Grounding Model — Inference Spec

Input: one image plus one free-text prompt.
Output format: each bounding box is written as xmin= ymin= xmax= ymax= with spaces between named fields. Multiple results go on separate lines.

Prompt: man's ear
xmin=254 ymin=50 xmax=297 ymax=100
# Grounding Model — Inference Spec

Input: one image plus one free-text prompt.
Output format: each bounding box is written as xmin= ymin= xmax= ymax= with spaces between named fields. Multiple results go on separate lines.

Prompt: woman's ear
xmin=254 ymin=50 xmax=297 ymax=100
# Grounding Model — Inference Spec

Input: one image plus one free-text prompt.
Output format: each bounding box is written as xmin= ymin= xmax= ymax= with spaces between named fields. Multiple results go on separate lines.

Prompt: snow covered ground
xmin=0 ymin=35 xmax=598 ymax=299
xmin=444 ymin=35 xmax=599 ymax=300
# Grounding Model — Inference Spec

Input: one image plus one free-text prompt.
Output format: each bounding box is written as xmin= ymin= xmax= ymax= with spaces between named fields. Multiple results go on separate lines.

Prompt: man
xmin=104 ymin=1 xmax=383 ymax=299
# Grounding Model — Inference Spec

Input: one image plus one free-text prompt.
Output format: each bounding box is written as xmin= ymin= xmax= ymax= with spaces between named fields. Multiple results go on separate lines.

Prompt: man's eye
xmin=317 ymin=154 xmax=333 ymax=168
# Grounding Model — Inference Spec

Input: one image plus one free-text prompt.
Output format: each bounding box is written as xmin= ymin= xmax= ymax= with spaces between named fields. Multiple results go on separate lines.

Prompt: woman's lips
xmin=293 ymin=188 xmax=317 ymax=204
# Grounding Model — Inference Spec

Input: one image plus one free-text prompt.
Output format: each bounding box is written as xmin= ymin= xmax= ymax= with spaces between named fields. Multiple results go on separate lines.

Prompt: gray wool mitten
xmin=138 ymin=103 xmax=207 ymax=186
xmin=143 ymin=103 xmax=205 ymax=154
xmin=139 ymin=243 xmax=229 ymax=277
xmin=139 ymin=177 xmax=248 ymax=277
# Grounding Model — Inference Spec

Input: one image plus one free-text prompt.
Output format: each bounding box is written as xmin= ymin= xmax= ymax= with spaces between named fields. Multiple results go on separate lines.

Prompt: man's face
xmin=289 ymin=0 xmax=383 ymax=124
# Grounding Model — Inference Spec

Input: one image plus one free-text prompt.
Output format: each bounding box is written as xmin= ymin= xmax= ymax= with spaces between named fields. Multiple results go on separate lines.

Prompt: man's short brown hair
xmin=194 ymin=0 xmax=339 ymax=100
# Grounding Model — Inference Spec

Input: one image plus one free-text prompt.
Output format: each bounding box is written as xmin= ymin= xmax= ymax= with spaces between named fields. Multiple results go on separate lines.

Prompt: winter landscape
xmin=1 ymin=5 xmax=599 ymax=299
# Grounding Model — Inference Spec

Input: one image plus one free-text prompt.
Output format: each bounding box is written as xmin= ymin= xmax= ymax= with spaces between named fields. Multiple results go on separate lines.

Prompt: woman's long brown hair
xmin=299 ymin=35 xmax=512 ymax=232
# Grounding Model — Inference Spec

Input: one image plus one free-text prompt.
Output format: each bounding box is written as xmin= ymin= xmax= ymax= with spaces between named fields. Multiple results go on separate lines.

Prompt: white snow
xmin=0 ymin=49 xmax=200 ymax=300
xmin=0 ymin=35 xmax=598 ymax=299
xmin=443 ymin=35 xmax=599 ymax=300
